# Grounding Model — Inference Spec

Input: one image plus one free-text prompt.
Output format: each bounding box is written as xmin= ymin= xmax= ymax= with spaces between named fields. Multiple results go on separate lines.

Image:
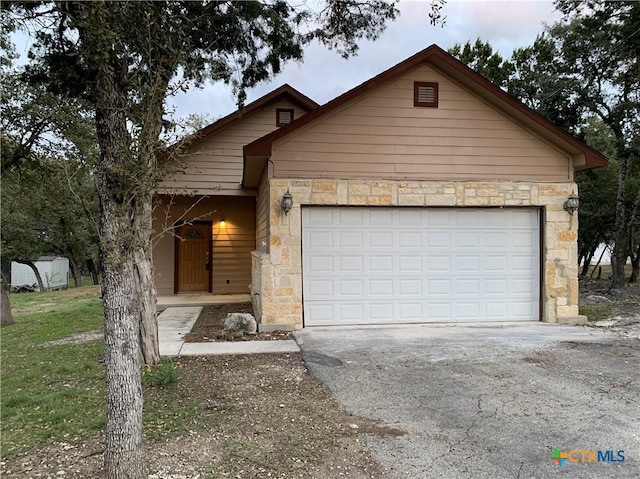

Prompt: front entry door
xmin=176 ymin=223 xmax=211 ymax=293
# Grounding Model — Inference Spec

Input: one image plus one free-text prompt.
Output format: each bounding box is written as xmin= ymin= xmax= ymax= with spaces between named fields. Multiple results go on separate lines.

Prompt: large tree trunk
xmin=16 ymin=260 xmax=45 ymax=292
xmin=70 ymin=258 xmax=83 ymax=287
xmin=92 ymin=43 xmax=148 ymax=479
xmin=99 ymin=203 xmax=149 ymax=478
xmin=1 ymin=279 xmax=14 ymax=326
xmin=86 ymin=258 xmax=100 ymax=285
xmin=630 ymin=242 xmax=640 ymax=283
xmin=610 ymin=153 xmax=629 ymax=289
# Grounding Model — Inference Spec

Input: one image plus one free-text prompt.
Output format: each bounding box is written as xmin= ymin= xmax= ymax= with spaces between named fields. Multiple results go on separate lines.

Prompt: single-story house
xmin=153 ymin=44 xmax=607 ymax=329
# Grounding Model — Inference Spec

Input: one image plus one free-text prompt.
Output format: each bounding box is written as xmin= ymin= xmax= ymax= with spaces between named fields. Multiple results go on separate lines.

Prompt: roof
xmin=243 ymin=44 xmax=608 ymax=187
xmin=178 ymin=84 xmax=319 ymax=152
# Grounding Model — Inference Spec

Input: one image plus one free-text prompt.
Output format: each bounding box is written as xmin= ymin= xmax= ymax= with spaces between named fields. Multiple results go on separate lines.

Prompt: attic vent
xmin=414 ymin=82 xmax=438 ymax=107
xmin=276 ymin=108 xmax=294 ymax=126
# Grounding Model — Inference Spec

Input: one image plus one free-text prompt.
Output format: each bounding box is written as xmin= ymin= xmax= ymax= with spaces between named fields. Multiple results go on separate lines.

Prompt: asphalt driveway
xmin=295 ymin=323 xmax=639 ymax=478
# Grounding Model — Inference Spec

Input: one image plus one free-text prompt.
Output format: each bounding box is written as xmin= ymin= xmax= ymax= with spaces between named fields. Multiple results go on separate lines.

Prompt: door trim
xmin=174 ymin=221 xmax=213 ymax=294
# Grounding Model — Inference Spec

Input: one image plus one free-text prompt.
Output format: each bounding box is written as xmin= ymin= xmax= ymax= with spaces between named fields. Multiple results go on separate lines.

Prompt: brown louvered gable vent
xmin=276 ymin=108 xmax=294 ymax=126
xmin=414 ymin=82 xmax=438 ymax=107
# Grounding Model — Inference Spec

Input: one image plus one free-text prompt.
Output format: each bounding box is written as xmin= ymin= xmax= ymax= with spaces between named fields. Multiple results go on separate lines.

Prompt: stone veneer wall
xmin=252 ymin=178 xmax=581 ymax=329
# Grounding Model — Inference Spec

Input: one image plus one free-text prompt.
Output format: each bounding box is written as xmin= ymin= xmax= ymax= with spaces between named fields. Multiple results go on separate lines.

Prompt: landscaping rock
xmin=222 ymin=313 xmax=257 ymax=335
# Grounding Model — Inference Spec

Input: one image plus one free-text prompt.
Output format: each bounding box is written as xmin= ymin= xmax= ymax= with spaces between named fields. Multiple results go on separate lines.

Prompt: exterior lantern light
xmin=281 ymin=189 xmax=293 ymax=215
xmin=563 ymin=192 xmax=579 ymax=215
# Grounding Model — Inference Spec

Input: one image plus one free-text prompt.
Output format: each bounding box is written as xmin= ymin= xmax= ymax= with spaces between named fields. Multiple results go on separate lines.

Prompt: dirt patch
xmin=184 ymin=303 xmax=292 ymax=342
xmin=579 ymin=279 xmax=640 ymax=339
xmin=1 ymin=353 xmax=394 ymax=478
xmin=39 ymin=330 xmax=102 ymax=347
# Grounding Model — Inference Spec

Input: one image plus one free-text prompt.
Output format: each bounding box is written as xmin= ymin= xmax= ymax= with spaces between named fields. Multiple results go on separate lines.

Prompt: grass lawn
xmin=0 ymin=287 xmax=213 ymax=459
xmin=1 ymin=287 xmax=385 ymax=478
xmin=1 ymin=287 xmax=105 ymax=458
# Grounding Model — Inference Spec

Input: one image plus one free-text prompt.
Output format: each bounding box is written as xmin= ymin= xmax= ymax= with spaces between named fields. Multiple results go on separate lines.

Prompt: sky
xmin=9 ymin=0 xmax=562 ymax=124
xmin=167 ymin=0 xmax=562 ymax=122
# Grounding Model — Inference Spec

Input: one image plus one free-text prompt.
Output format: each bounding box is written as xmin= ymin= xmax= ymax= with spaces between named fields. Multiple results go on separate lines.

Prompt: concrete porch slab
xmin=157 ymin=294 xmax=251 ymax=310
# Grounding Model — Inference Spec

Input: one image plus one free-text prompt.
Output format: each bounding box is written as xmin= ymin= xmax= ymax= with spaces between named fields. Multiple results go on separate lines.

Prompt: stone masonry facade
xmin=251 ymin=178 xmax=582 ymax=329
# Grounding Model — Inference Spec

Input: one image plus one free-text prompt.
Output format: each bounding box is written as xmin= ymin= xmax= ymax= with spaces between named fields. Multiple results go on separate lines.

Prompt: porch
xmin=157 ymin=293 xmax=251 ymax=311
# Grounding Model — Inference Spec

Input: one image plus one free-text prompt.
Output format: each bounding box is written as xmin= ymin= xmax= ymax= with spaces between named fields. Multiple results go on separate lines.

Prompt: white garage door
xmin=302 ymin=207 xmax=539 ymax=326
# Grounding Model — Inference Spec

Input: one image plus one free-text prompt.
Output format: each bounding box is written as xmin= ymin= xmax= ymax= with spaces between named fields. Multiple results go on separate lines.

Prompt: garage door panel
xmin=428 ymin=232 xmax=452 ymax=247
xmin=308 ymin=231 xmax=333 ymax=248
xmin=370 ymin=256 xmax=393 ymax=272
xmin=457 ymin=302 xmax=482 ymax=319
xmin=370 ymin=303 xmax=394 ymax=320
xmin=428 ymin=302 xmax=452 ymax=320
xmin=302 ymin=207 xmax=539 ymax=325
xmin=399 ymin=255 xmax=422 ymax=271
xmin=457 ymin=279 xmax=480 ymax=295
xmin=339 ymin=255 xmax=364 ymax=272
xmin=428 ymin=256 xmax=451 ymax=271
xmin=339 ymin=208 xmax=364 ymax=225
xmin=307 ymin=255 xmax=333 ymax=272
xmin=369 ymin=209 xmax=393 ymax=224
xmin=339 ymin=231 xmax=364 ymax=247
xmin=369 ymin=231 xmax=394 ymax=247
xmin=370 ymin=279 xmax=393 ymax=295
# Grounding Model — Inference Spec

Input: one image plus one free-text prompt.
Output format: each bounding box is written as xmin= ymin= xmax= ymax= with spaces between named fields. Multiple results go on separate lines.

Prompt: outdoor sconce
xmin=281 ymin=189 xmax=293 ymax=215
xmin=563 ymin=192 xmax=579 ymax=215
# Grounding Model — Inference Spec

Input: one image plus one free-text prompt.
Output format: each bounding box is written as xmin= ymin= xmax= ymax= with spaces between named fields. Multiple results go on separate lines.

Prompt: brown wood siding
xmin=270 ymin=65 xmax=572 ymax=182
xmin=153 ymin=195 xmax=255 ymax=295
xmin=256 ymin=166 xmax=270 ymax=252
xmin=159 ymin=100 xmax=309 ymax=194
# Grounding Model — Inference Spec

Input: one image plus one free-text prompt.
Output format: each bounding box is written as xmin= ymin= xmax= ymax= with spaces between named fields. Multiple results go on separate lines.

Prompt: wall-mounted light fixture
xmin=563 ymin=192 xmax=579 ymax=215
xmin=281 ymin=189 xmax=293 ymax=215
xmin=220 ymin=220 xmax=226 ymax=228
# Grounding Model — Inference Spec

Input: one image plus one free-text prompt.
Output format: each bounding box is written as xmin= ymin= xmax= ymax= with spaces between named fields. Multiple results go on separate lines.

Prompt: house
xmin=153 ymin=44 xmax=607 ymax=329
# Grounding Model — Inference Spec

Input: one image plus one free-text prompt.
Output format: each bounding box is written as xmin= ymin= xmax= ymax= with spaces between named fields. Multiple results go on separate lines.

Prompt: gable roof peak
xmin=243 ymin=43 xmax=607 ymax=173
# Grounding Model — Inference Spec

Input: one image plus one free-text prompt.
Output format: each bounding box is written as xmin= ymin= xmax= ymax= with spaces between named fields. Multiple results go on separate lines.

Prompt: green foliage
xmin=0 ymin=155 xmax=99 ymax=275
xmin=449 ymin=39 xmax=514 ymax=88
xmin=142 ymin=359 xmax=181 ymax=387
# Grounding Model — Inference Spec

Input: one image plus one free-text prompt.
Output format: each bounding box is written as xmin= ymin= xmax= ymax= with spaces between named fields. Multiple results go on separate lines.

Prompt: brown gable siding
xmin=243 ymin=45 xmax=607 ymax=187
xmin=159 ymin=99 xmax=310 ymax=195
xmin=270 ymin=65 xmax=571 ymax=182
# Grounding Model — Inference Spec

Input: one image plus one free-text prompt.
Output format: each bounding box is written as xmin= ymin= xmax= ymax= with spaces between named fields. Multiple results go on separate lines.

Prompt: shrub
xmin=142 ymin=359 xmax=180 ymax=387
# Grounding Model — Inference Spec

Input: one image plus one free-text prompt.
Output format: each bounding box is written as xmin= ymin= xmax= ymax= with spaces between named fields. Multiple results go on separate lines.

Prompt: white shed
xmin=11 ymin=256 xmax=70 ymax=290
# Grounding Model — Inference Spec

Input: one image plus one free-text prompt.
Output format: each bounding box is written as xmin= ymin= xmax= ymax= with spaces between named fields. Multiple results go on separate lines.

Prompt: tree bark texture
xmin=70 ymin=259 xmax=83 ymax=287
xmin=87 ymin=258 xmax=100 ymax=285
xmin=1 ymin=282 xmax=15 ymax=326
xmin=90 ymin=27 xmax=148 ymax=479
xmin=610 ymin=153 xmax=629 ymax=289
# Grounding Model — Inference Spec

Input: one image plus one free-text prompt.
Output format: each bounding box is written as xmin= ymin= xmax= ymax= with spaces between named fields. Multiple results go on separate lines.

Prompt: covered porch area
xmin=157 ymin=293 xmax=251 ymax=311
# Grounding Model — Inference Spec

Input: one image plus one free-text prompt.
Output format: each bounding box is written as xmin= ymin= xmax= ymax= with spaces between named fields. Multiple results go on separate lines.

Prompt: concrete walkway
xmin=158 ymin=306 xmax=300 ymax=357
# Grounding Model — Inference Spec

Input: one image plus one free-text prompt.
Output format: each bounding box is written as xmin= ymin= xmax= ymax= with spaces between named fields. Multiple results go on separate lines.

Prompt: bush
xmin=142 ymin=359 xmax=180 ymax=387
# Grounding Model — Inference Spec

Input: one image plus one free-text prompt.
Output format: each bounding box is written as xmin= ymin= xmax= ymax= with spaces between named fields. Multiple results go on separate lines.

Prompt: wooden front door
xmin=176 ymin=223 xmax=212 ymax=293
